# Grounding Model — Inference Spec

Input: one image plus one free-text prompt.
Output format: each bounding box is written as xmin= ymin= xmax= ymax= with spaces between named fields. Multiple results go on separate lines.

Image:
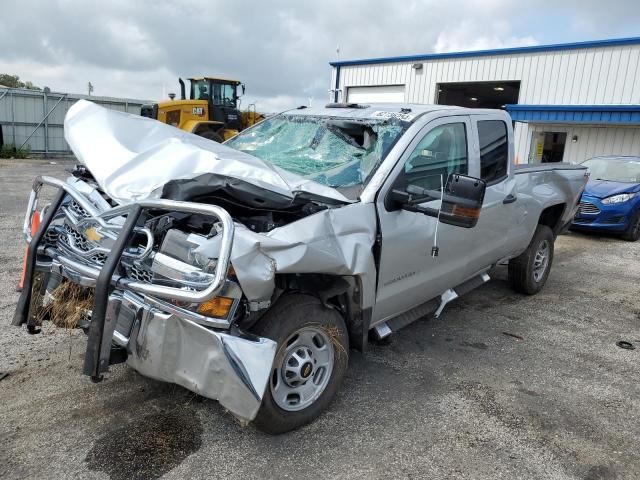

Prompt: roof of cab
xmin=188 ymin=77 xmax=241 ymax=84
xmin=285 ymin=103 xmax=506 ymax=122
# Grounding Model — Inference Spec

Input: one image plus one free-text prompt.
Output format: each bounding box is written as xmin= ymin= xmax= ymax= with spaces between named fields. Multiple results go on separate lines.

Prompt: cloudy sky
xmin=1 ymin=0 xmax=639 ymax=111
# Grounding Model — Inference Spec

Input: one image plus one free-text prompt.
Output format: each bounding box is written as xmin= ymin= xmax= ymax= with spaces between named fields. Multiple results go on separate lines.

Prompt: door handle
xmin=503 ymin=194 xmax=517 ymax=204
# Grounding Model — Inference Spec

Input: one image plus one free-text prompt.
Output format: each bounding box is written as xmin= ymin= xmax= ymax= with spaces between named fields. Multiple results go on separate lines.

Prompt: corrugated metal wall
xmin=0 ymin=88 xmax=149 ymax=154
xmin=333 ymin=43 xmax=640 ymax=163
xmin=335 ymin=44 xmax=640 ymax=105
xmin=526 ymin=124 xmax=640 ymax=163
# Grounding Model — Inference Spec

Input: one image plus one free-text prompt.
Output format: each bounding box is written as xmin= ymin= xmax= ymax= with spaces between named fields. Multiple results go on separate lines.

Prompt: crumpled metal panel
xmin=126 ymin=308 xmax=277 ymax=421
xmin=64 ymin=100 xmax=349 ymax=204
xmin=64 ymin=100 xmax=379 ymax=309
xmin=196 ymin=202 xmax=379 ymax=308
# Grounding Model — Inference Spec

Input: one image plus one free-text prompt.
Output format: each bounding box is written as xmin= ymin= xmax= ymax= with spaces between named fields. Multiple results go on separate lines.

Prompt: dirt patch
xmin=85 ymin=408 xmax=203 ymax=480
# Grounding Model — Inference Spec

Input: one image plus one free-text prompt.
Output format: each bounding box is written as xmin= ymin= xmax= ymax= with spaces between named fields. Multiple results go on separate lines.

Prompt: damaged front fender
xmin=196 ymin=202 xmax=379 ymax=309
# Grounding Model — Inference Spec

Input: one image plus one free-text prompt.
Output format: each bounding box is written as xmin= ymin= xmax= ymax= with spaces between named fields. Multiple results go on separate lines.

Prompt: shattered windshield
xmin=226 ymin=114 xmax=408 ymax=198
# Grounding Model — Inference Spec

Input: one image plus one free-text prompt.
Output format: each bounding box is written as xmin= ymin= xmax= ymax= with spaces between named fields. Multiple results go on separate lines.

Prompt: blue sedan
xmin=571 ymin=156 xmax=640 ymax=241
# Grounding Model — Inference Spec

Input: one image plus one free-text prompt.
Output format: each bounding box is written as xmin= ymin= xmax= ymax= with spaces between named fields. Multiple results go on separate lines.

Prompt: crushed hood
xmin=64 ymin=100 xmax=350 ymax=205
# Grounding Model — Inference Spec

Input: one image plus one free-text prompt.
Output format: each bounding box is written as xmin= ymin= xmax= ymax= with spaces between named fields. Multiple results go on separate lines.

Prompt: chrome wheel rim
xmin=532 ymin=240 xmax=550 ymax=282
xmin=271 ymin=326 xmax=335 ymax=412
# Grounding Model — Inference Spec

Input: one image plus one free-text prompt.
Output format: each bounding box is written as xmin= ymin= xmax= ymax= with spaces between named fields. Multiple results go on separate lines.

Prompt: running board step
xmin=371 ymin=272 xmax=491 ymax=338
xmin=454 ymin=272 xmax=491 ymax=297
xmin=435 ymin=272 xmax=490 ymax=318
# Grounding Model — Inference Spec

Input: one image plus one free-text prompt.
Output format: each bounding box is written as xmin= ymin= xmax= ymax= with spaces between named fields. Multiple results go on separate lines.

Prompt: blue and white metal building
xmin=329 ymin=37 xmax=640 ymax=164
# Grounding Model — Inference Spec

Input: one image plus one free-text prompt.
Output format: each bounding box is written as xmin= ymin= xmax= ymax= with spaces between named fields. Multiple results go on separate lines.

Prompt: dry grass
xmin=323 ymin=324 xmax=348 ymax=360
xmin=28 ymin=273 xmax=48 ymax=324
xmin=30 ymin=274 xmax=94 ymax=329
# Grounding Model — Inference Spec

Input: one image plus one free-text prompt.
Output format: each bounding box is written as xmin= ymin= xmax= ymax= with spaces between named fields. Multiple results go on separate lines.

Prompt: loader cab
xmin=188 ymin=77 xmax=244 ymax=131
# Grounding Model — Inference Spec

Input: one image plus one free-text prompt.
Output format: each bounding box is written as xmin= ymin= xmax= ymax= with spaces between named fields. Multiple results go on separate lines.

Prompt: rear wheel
xmin=251 ymin=294 xmax=349 ymax=434
xmin=198 ymin=129 xmax=223 ymax=143
xmin=508 ymin=225 xmax=554 ymax=295
xmin=621 ymin=210 xmax=640 ymax=242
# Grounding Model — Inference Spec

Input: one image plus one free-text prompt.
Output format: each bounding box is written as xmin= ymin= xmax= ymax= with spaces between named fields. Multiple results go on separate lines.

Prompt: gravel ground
xmin=0 ymin=159 xmax=639 ymax=480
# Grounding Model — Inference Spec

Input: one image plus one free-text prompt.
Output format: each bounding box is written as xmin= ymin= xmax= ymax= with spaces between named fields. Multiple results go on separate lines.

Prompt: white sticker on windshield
xmin=370 ymin=110 xmax=416 ymax=122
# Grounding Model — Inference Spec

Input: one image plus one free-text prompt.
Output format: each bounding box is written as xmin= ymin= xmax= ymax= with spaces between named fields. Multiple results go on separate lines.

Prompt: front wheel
xmin=508 ymin=224 xmax=555 ymax=295
xmin=251 ymin=295 xmax=349 ymax=434
xmin=621 ymin=210 xmax=640 ymax=241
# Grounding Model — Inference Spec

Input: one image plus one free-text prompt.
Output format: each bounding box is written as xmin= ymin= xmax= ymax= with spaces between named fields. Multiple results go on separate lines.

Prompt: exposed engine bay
xmin=69 ymin=164 xmax=331 ymax=235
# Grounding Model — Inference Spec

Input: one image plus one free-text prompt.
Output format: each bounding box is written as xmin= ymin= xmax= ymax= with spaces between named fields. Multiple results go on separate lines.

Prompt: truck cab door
xmin=468 ymin=115 xmax=523 ymax=263
xmin=373 ymin=116 xmax=475 ymax=324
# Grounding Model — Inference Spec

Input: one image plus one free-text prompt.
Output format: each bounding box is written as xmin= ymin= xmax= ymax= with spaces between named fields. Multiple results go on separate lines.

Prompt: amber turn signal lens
xmin=451 ymin=205 xmax=481 ymax=219
xmin=197 ymin=296 xmax=234 ymax=317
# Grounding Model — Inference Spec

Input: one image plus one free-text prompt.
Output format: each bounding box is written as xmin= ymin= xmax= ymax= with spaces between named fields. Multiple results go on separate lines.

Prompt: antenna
xmin=431 ymin=174 xmax=444 ymax=258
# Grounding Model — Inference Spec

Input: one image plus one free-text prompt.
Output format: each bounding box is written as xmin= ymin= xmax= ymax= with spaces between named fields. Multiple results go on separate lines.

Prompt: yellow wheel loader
xmin=141 ymin=77 xmax=265 ymax=141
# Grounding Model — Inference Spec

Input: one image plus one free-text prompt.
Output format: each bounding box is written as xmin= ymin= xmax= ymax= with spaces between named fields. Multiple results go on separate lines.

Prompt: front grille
xmin=68 ymin=200 xmax=90 ymax=218
xmin=129 ymin=263 xmax=153 ymax=283
xmin=43 ymin=227 xmax=60 ymax=245
xmin=578 ymin=201 xmax=600 ymax=215
xmin=573 ymin=217 xmax=594 ymax=224
xmin=90 ymin=253 xmax=108 ymax=265
xmin=166 ymin=109 xmax=181 ymax=127
xmin=62 ymin=224 xmax=93 ymax=252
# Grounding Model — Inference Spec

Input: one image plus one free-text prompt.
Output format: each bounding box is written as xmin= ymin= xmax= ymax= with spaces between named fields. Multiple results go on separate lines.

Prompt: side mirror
xmin=390 ymin=174 xmax=486 ymax=228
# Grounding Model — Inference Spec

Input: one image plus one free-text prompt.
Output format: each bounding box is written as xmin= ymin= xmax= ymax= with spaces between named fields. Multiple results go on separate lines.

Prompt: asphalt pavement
xmin=1 ymin=158 xmax=638 ymax=480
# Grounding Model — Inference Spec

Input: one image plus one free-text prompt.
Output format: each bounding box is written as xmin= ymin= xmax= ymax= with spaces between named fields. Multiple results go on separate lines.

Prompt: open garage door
xmin=437 ymin=81 xmax=520 ymax=109
xmin=347 ymin=85 xmax=405 ymax=104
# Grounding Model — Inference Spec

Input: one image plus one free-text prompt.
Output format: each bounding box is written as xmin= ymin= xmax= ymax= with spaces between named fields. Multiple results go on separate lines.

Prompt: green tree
xmin=0 ymin=74 xmax=41 ymax=90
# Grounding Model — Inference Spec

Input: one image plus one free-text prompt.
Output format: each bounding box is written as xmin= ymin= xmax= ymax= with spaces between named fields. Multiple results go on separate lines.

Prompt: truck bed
xmin=515 ymin=162 xmax=587 ymax=174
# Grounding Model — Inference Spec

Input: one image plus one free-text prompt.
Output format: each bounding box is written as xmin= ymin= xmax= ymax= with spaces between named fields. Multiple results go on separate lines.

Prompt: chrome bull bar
xmin=15 ymin=175 xmax=236 ymax=381
xmin=21 ymin=175 xmax=235 ymax=304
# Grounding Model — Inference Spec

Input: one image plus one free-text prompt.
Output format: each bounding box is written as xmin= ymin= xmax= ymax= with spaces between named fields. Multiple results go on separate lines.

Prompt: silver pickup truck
xmin=14 ymin=100 xmax=587 ymax=433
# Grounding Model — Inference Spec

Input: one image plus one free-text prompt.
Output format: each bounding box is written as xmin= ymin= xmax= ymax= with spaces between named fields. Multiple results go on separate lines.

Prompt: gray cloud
xmin=1 ymin=0 xmax=639 ymax=110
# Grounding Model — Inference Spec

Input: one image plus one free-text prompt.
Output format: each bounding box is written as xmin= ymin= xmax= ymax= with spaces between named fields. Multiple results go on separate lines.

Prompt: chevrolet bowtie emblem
xmin=84 ymin=226 xmax=102 ymax=242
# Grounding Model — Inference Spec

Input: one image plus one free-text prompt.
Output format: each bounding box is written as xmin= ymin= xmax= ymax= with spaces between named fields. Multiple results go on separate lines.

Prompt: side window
xmin=396 ymin=122 xmax=468 ymax=191
xmin=478 ymin=120 xmax=508 ymax=183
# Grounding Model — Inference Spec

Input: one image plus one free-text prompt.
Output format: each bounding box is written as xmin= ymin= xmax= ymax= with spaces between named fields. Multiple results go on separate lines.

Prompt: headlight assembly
xmin=601 ymin=192 xmax=636 ymax=205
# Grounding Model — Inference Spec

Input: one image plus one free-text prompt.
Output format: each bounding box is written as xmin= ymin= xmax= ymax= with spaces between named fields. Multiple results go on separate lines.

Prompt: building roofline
xmin=329 ymin=36 xmax=640 ymax=67
xmin=506 ymin=104 xmax=640 ymax=112
xmin=505 ymin=104 xmax=640 ymax=124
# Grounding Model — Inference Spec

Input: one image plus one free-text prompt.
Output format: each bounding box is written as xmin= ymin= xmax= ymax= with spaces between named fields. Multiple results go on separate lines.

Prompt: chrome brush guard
xmin=22 ymin=176 xmax=235 ymax=303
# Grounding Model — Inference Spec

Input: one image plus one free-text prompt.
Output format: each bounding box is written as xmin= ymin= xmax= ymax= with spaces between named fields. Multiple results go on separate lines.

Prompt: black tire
xmin=198 ymin=129 xmax=223 ymax=143
xmin=251 ymin=294 xmax=349 ymax=434
xmin=621 ymin=210 xmax=640 ymax=242
xmin=508 ymin=224 xmax=554 ymax=295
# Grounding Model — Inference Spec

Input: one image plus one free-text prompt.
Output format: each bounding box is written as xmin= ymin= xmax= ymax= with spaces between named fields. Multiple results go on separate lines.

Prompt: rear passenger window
xmin=478 ymin=120 xmax=508 ymax=183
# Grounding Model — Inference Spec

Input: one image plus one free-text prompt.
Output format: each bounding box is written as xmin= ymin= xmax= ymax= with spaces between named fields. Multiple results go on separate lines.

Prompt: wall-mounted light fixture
xmin=572 ymin=135 xmax=579 ymax=143
xmin=470 ymin=97 xmax=478 ymax=101
xmin=412 ymin=63 xmax=423 ymax=70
